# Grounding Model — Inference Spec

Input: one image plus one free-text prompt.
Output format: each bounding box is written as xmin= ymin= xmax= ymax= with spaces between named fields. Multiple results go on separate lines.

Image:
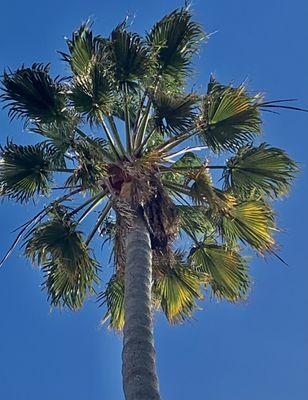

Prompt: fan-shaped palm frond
xmin=177 ymin=205 xmax=213 ymax=240
xmin=223 ymin=143 xmax=299 ymax=198
xmin=70 ymin=63 xmax=114 ymax=124
xmin=64 ymin=166 xmax=94 ymax=191
xmin=198 ymin=78 xmax=262 ymax=152
xmin=99 ymin=274 xmax=125 ymax=330
xmin=24 ymin=209 xmax=98 ymax=309
xmin=221 ymin=200 xmax=275 ymax=253
xmin=147 ymin=7 xmax=205 ymax=90
xmin=61 ymin=23 xmax=107 ymax=77
xmin=153 ymin=253 xmax=203 ymax=323
xmin=65 ymin=163 xmax=105 ymax=191
xmin=65 ymin=137 xmax=108 ymax=190
xmin=32 ymin=114 xmax=78 ymax=142
xmin=189 ymin=168 xmax=237 ymax=217
xmin=1 ymin=64 xmax=67 ymax=124
xmin=189 ymin=242 xmax=250 ymax=301
xmin=32 ymin=118 xmax=79 ymax=168
xmin=189 ymin=168 xmax=214 ymax=202
xmin=110 ymin=23 xmax=149 ymax=90
xmin=153 ymin=92 xmax=199 ymax=136
xmin=0 ymin=141 xmax=53 ymax=203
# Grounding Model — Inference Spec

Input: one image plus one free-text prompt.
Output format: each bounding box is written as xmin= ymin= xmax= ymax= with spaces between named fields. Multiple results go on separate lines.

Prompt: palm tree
xmin=0 ymin=6 xmax=302 ymax=400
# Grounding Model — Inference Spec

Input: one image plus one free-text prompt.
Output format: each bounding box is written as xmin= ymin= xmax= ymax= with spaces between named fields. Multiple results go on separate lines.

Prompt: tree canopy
xmin=0 ymin=6 xmax=300 ymax=329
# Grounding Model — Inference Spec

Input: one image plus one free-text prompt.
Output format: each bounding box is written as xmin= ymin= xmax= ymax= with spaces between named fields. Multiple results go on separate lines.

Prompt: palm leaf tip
xmin=198 ymin=78 xmax=262 ymax=152
xmin=0 ymin=141 xmax=53 ymax=203
xmin=223 ymin=143 xmax=299 ymax=198
xmin=189 ymin=243 xmax=250 ymax=302
xmin=61 ymin=22 xmax=97 ymax=77
xmin=110 ymin=23 xmax=149 ymax=89
xmin=1 ymin=63 xmax=67 ymax=124
xmin=24 ymin=210 xmax=99 ymax=309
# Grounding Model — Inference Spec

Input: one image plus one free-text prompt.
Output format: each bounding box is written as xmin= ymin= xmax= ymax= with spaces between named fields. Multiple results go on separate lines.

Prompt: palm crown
xmin=0 ymin=7 xmax=299 ymax=330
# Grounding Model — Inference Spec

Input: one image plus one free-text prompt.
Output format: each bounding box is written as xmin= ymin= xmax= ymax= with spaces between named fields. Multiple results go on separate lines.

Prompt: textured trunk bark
xmin=122 ymin=210 xmax=161 ymax=400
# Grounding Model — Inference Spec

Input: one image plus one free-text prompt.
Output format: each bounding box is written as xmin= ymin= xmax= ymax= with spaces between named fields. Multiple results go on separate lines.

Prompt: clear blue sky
xmin=0 ymin=1 xmax=307 ymax=399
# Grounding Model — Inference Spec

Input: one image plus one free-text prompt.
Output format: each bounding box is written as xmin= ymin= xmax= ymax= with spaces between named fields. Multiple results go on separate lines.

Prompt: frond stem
xmin=0 ymin=188 xmax=82 ymax=268
xmin=163 ymin=180 xmax=191 ymax=196
xmin=107 ymin=115 xmax=127 ymax=157
xmin=100 ymin=118 xmax=122 ymax=160
xmin=85 ymin=201 xmax=113 ymax=245
xmin=133 ymin=89 xmax=148 ymax=136
xmin=155 ymin=129 xmax=198 ymax=155
xmin=133 ymin=97 xmax=152 ymax=151
xmin=163 ymin=146 xmax=207 ymax=161
xmin=161 ymin=165 xmax=226 ymax=172
xmin=69 ymin=190 xmax=108 ymax=217
xmin=75 ymin=127 xmax=115 ymax=162
xmin=124 ymin=83 xmax=132 ymax=155
xmin=135 ymin=127 xmax=157 ymax=155
xmin=77 ymin=191 xmax=108 ymax=224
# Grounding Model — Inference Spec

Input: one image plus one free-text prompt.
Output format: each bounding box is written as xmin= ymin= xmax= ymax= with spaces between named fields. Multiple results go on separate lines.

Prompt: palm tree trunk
xmin=122 ymin=210 xmax=161 ymax=400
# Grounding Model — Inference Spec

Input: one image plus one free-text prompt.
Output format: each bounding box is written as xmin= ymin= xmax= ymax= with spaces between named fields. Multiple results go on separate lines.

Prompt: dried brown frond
xmin=144 ymin=183 xmax=179 ymax=251
xmin=122 ymin=161 xmax=156 ymax=206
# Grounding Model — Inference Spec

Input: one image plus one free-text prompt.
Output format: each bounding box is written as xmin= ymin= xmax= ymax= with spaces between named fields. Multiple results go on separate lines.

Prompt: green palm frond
xmin=153 ymin=253 xmax=203 ymax=324
xmin=70 ymin=63 xmax=115 ymax=124
xmin=1 ymin=64 xmax=67 ymax=124
xmin=147 ymin=7 xmax=205 ymax=90
xmin=189 ymin=167 xmax=214 ymax=202
xmin=32 ymin=114 xmax=78 ymax=142
xmin=223 ymin=143 xmax=299 ymax=198
xmin=65 ymin=163 xmax=105 ymax=191
xmin=0 ymin=8 xmax=301 ymax=330
xmin=0 ymin=141 xmax=53 ymax=203
xmin=31 ymin=118 xmax=78 ymax=167
xmin=99 ymin=214 xmax=126 ymax=274
xmin=111 ymin=91 xmax=140 ymax=125
xmin=189 ymin=242 xmax=250 ymax=301
xmin=198 ymin=78 xmax=262 ymax=152
xmin=172 ymin=152 xmax=202 ymax=169
xmin=153 ymin=92 xmax=199 ymax=136
xmin=99 ymin=274 xmax=125 ymax=331
xmin=65 ymin=137 xmax=108 ymax=190
xmin=177 ymin=205 xmax=213 ymax=240
xmin=61 ymin=23 xmax=106 ymax=77
xmin=24 ymin=209 xmax=99 ymax=309
xmin=189 ymin=168 xmax=237 ymax=215
xmin=162 ymin=152 xmax=202 ymax=188
xmin=110 ymin=23 xmax=149 ymax=90
xmin=221 ymin=200 xmax=275 ymax=253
